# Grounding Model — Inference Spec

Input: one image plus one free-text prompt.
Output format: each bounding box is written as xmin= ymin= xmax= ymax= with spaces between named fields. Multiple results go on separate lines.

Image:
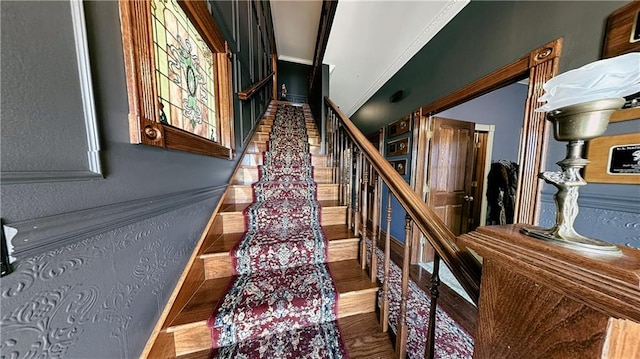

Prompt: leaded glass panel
xmin=151 ymin=0 xmax=217 ymax=142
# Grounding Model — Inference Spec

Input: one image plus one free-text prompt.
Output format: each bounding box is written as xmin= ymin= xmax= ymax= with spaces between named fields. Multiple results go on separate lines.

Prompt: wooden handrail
xmin=238 ymin=72 xmax=274 ymax=101
xmin=325 ymin=97 xmax=482 ymax=304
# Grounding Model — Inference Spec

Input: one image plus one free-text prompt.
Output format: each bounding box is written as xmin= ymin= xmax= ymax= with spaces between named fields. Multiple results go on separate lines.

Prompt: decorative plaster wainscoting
xmin=539 ymin=192 xmax=640 ymax=250
xmin=0 ymin=193 xmax=221 ymax=358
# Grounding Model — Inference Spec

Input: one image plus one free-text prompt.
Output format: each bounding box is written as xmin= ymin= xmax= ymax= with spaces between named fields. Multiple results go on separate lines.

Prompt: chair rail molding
xmin=541 ymin=192 xmax=640 ymax=214
xmin=2 ymin=185 xmax=226 ymax=263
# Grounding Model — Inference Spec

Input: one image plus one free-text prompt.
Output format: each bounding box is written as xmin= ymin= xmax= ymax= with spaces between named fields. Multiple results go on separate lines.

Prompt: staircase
xmin=146 ymin=102 xmax=392 ymax=358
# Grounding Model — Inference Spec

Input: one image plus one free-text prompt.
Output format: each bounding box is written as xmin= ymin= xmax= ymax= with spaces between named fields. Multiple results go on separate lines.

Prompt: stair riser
xmin=204 ymin=256 xmax=233 ymax=279
xmin=203 ymin=239 xmax=359 ymax=279
xmin=241 ymin=154 xmax=328 ymax=166
xmin=253 ymin=132 xmax=270 ymax=142
xmin=173 ymin=326 xmax=210 ymax=357
xmin=171 ymin=289 xmax=376 ymax=356
xmin=338 ymin=290 xmax=377 ymax=318
xmin=219 ymin=206 xmax=346 ymax=233
xmin=252 ymin=123 xmax=318 ymax=133
xmin=224 ymin=184 xmax=338 ymax=204
xmin=245 ymin=141 xmax=321 ymax=153
xmin=256 ymin=124 xmax=318 ymax=133
xmin=245 ymin=142 xmax=268 ymax=153
xmin=234 ymin=167 xmax=334 ymax=184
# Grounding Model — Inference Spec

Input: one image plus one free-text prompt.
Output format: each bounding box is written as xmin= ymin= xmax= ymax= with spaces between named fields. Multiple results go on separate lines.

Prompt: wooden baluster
xmin=328 ymin=113 xmax=333 ymax=168
xmin=360 ymin=158 xmax=369 ymax=270
xmin=396 ymin=215 xmax=412 ymax=359
xmin=326 ymin=112 xmax=331 ymax=164
xmin=424 ymin=253 xmax=441 ymax=359
xmin=381 ymin=190 xmax=392 ymax=332
xmin=353 ymin=150 xmax=362 ymax=237
xmin=332 ymin=116 xmax=340 ymax=171
xmin=340 ymin=131 xmax=349 ymax=205
xmin=329 ymin=112 xmax=335 ymax=169
xmin=326 ymin=112 xmax=331 ymax=166
xmin=339 ymin=129 xmax=346 ymax=205
xmin=370 ymin=171 xmax=380 ymax=282
xmin=342 ymin=134 xmax=349 ymax=207
xmin=346 ymin=142 xmax=354 ymax=231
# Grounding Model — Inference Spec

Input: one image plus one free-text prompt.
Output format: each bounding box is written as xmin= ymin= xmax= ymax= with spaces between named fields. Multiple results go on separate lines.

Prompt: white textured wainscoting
xmin=539 ymin=193 xmax=640 ymax=250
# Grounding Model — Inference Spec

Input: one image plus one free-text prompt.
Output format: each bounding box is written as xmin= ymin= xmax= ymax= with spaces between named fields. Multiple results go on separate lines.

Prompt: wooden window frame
xmin=119 ymin=0 xmax=235 ymax=159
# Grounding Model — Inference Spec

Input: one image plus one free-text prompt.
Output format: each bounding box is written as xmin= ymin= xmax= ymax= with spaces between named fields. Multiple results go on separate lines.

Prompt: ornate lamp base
xmin=520 ymin=98 xmax=625 ymax=256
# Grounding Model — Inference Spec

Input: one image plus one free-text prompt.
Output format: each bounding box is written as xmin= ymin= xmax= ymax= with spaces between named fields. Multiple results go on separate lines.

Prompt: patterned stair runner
xmin=207 ymin=105 xmax=348 ymax=358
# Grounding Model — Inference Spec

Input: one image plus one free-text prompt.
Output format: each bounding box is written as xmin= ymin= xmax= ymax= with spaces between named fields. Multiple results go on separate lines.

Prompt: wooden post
xmin=397 ymin=214 xmax=412 ymax=358
xmin=424 ymin=253 xmax=440 ymax=359
xmin=381 ymin=190 xmax=392 ymax=332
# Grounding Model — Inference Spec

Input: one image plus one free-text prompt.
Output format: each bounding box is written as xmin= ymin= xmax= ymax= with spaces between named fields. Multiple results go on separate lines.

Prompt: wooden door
xmin=428 ymin=117 xmax=475 ymax=235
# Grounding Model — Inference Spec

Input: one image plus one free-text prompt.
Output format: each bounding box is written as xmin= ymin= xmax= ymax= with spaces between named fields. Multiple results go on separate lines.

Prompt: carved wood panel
xmin=474 ymin=260 xmax=609 ymax=359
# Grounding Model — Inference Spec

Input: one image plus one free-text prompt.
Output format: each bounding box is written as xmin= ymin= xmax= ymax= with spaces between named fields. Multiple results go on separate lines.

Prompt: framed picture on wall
xmin=387 ymin=115 xmax=411 ymax=138
xmin=386 ymin=137 xmax=409 ymax=157
xmin=585 ymin=132 xmax=640 ymax=184
xmin=389 ymin=159 xmax=407 ymax=175
xmin=602 ymin=1 xmax=640 ymax=58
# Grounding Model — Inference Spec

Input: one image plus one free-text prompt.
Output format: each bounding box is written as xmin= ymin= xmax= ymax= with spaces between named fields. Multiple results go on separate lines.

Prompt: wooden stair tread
xmin=244 ymin=151 xmax=326 ymax=157
xmin=175 ymin=349 xmax=211 ymax=359
xmin=174 ymin=313 xmax=394 ymax=359
xmin=330 ymin=259 xmax=379 ymax=294
xmin=339 ymin=312 xmax=396 ymax=358
xmin=201 ymin=224 xmax=358 ymax=256
xmin=228 ymin=183 xmax=337 ymax=189
xmin=234 ymin=166 xmax=332 ymax=176
xmin=167 ymin=260 xmax=377 ymax=332
xmin=220 ymin=200 xmax=343 ymax=213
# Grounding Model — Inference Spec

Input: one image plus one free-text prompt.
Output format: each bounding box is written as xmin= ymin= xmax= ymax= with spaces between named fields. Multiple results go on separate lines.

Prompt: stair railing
xmin=325 ymin=97 xmax=482 ymax=358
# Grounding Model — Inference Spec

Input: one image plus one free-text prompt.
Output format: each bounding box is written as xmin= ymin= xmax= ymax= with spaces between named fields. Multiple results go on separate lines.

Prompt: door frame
xmin=474 ymin=124 xmax=495 ymax=227
xmin=414 ymin=38 xmax=562 ymax=229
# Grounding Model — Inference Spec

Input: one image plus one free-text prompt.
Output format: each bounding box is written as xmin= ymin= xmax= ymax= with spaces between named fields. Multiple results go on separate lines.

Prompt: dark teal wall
xmin=351 ymin=1 xmax=629 ymax=133
xmin=212 ymin=0 xmax=275 ymax=144
xmin=277 ymin=60 xmax=311 ymax=101
xmin=350 ymin=1 xmax=638 ymax=248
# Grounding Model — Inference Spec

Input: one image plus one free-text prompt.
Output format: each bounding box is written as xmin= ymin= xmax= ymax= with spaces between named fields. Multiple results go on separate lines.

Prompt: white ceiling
xmin=271 ymin=0 xmax=470 ymax=116
xmin=270 ymin=1 xmax=323 ymax=65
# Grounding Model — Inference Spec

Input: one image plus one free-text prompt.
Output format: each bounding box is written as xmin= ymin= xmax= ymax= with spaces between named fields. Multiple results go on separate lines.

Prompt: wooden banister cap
xmin=459 ymin=224 xmax=640 ymax=322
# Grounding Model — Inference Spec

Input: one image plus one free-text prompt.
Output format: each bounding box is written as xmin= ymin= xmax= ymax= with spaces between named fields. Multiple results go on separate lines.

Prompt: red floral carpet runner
xmin=208 ymin=105 xmax=348 ymax=358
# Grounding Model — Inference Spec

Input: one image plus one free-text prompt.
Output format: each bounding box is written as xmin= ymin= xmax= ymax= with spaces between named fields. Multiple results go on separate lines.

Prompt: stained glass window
xmin=151 ymin=0 xmax=217 ymax=142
